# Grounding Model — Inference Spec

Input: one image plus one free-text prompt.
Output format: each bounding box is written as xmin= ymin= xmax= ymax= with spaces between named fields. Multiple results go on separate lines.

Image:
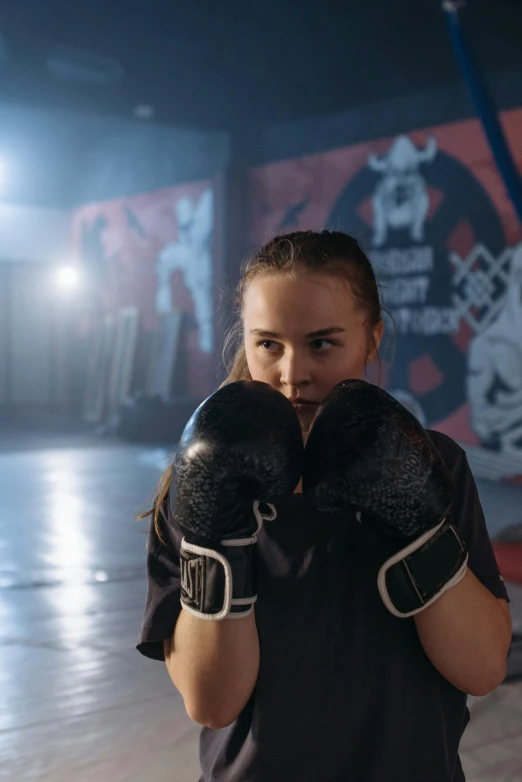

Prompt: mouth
xmin=292 ymin=401 xmax=320 ymax=413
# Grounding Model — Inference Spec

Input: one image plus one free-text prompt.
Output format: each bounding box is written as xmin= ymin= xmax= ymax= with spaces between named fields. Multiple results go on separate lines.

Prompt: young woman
xmin=137 ymin=230 xmax=512 ymax=782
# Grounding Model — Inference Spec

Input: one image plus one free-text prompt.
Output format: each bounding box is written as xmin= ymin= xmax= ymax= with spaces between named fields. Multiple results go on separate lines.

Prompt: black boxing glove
xmin=303 ymin=379 xmax=468 ymax=619
xmin=171 ymin=381 xmax=303 ymax=620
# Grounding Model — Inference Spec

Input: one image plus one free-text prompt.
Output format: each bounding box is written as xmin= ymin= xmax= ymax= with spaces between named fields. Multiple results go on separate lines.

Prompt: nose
xmin=280 ymin=350 xmax=311 ymax=392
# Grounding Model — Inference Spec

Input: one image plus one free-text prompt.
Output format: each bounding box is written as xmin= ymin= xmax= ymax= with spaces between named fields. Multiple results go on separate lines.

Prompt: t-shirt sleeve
xmin=448 ymin=446 xmax=510 ymax=603
xmin=136 ymin=498 xmax=184 ymax=661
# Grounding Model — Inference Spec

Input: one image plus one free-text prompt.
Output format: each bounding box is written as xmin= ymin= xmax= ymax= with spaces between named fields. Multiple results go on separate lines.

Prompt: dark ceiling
xmin=0 ymin=0 xmax=521 ymax=132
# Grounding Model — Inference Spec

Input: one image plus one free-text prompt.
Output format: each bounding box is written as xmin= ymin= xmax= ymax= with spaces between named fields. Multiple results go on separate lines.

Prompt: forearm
xmin=414 ymin=569 xmax=512 ymax=696
xmin=165 ymin=607 xmax=260 ymax=729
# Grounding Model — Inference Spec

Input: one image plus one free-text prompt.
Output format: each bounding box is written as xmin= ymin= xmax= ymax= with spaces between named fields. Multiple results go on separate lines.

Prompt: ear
xmin=366 ymin=320 xmax=384 ymax=365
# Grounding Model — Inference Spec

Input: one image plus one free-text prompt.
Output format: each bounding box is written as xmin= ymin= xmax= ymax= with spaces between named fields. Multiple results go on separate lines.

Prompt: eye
xmin=310 ymin=339 xmax=336 ymax=351
xmin=258 ymin=340 xmax=280 ymax=351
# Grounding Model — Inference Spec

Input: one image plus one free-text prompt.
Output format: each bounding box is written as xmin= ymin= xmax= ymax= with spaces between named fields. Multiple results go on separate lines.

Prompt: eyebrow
xmin=249 ymin=327 xmax=346 ymax=339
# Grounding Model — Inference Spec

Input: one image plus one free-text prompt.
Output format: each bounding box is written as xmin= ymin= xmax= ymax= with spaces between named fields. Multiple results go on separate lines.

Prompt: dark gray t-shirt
xmin=137 ymin=431 xmax=509 ymax=782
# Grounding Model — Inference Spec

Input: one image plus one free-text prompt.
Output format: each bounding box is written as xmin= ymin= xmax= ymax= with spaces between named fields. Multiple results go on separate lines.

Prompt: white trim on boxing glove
xmin=376 ymin=517 xmax=469 ymax=619
xmin=180 ymin=500 xmax=276 ymax=621
xmin=180 ymin=540 xmax=235 ymax=621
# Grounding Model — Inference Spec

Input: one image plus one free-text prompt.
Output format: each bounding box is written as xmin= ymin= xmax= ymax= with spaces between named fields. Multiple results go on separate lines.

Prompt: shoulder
xmin=426 ymin=430 xmax=480 ymax=517
xmin=425 ymin=429 xmax=466 ymax=469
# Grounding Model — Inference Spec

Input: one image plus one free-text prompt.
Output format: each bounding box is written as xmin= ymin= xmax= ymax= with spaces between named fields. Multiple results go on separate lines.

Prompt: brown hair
xmin=223 ymin=229 xmax=384 ymax=383
xmin=137 ymin=229 xmax=386 ymax=537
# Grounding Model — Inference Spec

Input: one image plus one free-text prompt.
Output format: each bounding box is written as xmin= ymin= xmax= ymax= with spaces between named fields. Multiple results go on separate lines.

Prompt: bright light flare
xmin=54 ymin=265 xmax=80 ymax=292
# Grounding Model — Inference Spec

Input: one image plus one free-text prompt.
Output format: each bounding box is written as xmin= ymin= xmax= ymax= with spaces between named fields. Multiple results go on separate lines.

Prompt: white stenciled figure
xmin=156 ymin=189 xmax=214 ymax=353
xmin=155 ymin=198 xmax=193 ymax=315
xmin=467 ymin=244 xmax=522 ymax=451
xmin=368 ymin=136 xmax=437 ymax=247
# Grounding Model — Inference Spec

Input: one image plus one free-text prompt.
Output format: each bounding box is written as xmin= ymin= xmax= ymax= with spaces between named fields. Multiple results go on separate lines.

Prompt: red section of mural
xmin=430 ymin=112 xmax=522 ymax=245
xmin=250 ymin=142 xmax=376 ymax=247
xmin=451 ymin=318 xmax=474 ymax=354
xmin=357 ymin=196 xmax=373 ymax=229
xmin=250 ymin=109 xmax=522 ymax=248
xmin=425 ymin=187 xmax=444 ymax=221
xmin=70 ymin=180 xmax=214 ymax=398
xmin=447 ymin=219 xmax=476 ymax=259
xmin=408 ymin=354 xmax=444 ymax=396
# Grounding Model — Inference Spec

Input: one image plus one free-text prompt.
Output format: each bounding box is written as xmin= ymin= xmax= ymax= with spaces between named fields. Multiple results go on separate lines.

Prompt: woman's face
xmin=243 ymin=272 xmax=383 ymax=435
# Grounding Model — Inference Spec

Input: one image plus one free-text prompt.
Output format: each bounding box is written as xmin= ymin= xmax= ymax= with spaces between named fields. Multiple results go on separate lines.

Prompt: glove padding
xmin=172 ymin=381 xmax=303 ymax=620
xmin=303 ymin=379 xmax=468 ymax=618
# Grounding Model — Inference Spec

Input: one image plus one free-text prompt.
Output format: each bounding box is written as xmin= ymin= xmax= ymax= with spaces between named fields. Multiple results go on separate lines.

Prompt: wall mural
xmin=249 ymin=109 xmax=522 ymax=481
xmin=70 ymin=179 xmax=215 ymax=398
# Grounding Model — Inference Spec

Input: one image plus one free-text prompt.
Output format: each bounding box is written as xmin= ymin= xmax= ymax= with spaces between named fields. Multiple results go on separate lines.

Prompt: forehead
xmin=242 ymin=272 xmax=362 ymax=330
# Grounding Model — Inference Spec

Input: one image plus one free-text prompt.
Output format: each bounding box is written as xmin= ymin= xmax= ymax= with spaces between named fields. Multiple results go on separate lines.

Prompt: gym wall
xmin=245 ymin=71 xmax=522 ymax=484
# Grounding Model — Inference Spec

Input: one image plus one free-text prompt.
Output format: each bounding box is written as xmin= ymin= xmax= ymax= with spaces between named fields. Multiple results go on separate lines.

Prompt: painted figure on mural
xmin=155 ymin=188 xmax=214 ymax=353
xmin=467 ymin=243 xmax=522 ymax=453
xmin=368 ymin=135 xmax=438 ymax=247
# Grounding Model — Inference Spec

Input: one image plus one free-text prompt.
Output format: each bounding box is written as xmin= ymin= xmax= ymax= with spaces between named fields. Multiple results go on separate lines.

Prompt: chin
xmin=297 ymin=412 xmax=316 ymax=437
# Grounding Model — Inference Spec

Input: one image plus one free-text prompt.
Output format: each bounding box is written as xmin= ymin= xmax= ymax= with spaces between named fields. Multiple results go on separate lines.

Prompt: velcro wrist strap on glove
xmin=180 ymin=539 xmax=257 ymax=620
xmin=377 ymin=518 xmax=469 ymax=619
xmin=179 ymin=501 xmax=276 ymax=621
